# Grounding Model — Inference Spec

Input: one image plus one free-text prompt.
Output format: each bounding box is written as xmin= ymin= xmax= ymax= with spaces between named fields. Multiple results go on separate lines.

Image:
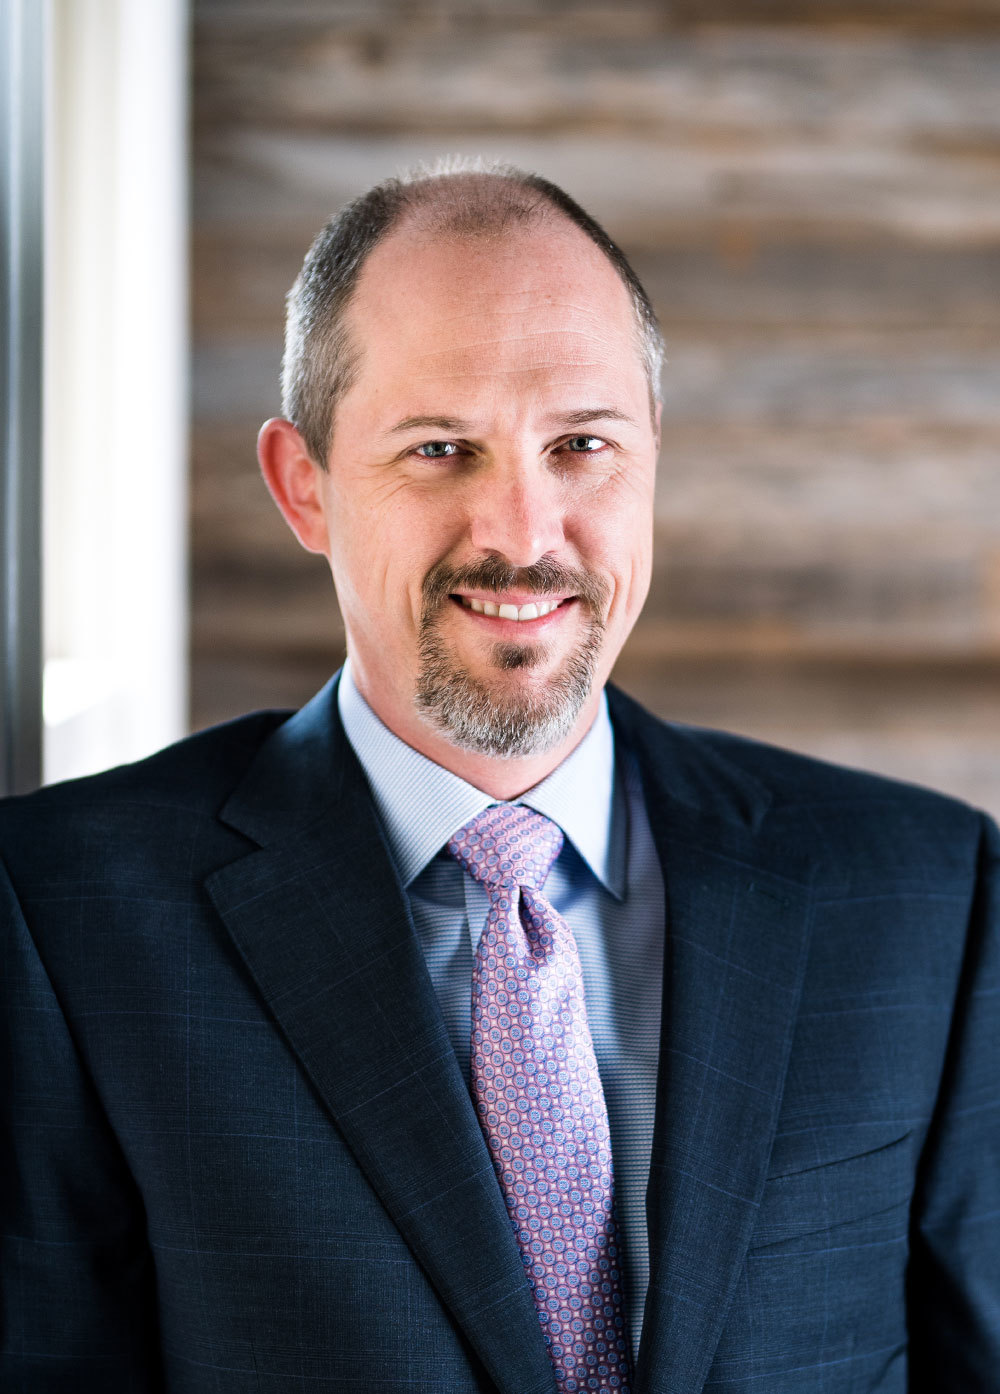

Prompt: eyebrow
xmin=550 ymin=408 xmax=636 ymax=428
xmin=384 ymin=408 xmax=637 ymax=438
xmin=385 ymin=415 xmax=472 ymax=437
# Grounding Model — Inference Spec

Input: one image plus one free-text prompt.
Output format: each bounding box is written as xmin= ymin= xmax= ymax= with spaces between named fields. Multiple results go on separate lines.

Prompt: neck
xmin=349 ymin=668 xmax=602 ymax=800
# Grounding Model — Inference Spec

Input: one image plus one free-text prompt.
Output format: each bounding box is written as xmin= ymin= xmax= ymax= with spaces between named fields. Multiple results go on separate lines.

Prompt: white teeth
xmin=460 ymin=596 xmax=562 ymax=620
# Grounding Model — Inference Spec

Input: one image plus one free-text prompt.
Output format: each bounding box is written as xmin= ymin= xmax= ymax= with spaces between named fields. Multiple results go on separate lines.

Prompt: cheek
xmin=578 ymin=483 xmax=654 ymax=594
xmin=327 ymin=491 xmax=449 ymax=623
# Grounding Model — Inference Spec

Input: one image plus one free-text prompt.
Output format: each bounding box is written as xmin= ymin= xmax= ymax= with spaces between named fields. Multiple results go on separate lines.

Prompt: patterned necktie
xmin=448 ymin=804 xmax=632 ymax=1392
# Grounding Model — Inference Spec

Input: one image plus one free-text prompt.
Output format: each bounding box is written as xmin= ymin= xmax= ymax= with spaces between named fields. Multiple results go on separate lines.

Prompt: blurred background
xmin=3 ymin=0 xmax=1000 ymax=815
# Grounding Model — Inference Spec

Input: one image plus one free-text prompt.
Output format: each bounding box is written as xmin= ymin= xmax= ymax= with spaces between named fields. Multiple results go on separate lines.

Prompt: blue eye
xmin=416 ymin=441 xmax=458 ymax=458
xmin=566 ymin=435 xmax=604 ymax=452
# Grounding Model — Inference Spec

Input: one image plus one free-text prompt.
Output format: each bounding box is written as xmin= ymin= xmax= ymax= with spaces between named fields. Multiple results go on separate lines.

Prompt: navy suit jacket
xmin=1 ymin=678 xmax=998 ymax=1392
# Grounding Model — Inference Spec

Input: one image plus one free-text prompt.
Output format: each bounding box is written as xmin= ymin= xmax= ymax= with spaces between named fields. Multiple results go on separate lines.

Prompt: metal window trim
xmin=1 ymin=0 xmax=45 ymax=797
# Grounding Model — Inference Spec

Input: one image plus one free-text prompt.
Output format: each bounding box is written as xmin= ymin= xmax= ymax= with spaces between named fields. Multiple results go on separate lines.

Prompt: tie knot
xmin=447 ymin=804 xmax=563 ymax=893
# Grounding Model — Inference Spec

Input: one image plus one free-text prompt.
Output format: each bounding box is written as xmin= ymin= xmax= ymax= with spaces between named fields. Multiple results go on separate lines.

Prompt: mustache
xmin=421 ymin=556 xmax=609 ymax=620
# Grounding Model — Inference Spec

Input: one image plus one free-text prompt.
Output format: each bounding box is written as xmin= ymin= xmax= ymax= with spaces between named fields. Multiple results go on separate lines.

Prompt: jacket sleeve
xmin=0 ymin=853 xmax=163 ymax=1391
xmin=907 ymin=812 xmax=1000 ymax=1391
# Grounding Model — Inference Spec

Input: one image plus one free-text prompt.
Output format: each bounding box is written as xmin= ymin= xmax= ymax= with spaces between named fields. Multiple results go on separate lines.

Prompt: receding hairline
xmin=384 ymin=169 xmax=566 ymax=237
xmin=340 ymin=185 xmax=653 ymax=419
xmin=341 ymin=173 xmax=634 ymax=324
xmin=345 ymin=204 xmax=643 ymax=333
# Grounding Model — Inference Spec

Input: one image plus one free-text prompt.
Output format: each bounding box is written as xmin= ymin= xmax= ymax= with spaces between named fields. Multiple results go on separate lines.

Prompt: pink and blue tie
xmin=448 ymin=805 xmax=632 ymax=1392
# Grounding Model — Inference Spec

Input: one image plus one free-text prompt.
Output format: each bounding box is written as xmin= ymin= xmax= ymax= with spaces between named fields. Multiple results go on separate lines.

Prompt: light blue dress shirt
xmin=338 ymin=661 xmax=665 ymax=1357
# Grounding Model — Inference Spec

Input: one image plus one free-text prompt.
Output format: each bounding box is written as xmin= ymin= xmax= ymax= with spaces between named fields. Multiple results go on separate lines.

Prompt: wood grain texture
xmin=194 ymin=29 xmax=1000 ymax=144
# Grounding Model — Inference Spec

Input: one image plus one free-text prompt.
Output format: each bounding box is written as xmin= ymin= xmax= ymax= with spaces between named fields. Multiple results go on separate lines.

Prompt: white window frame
xmin=42 ymin=0 xmax=189 ymax=785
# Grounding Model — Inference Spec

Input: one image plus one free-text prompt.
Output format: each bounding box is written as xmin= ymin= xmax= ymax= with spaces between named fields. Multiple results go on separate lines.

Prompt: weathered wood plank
xmin=192 ymin=564 xmax=343 ymax=652
xmin=672 ymin=1 xmax=1000 ymax=29
xmin=641 ymin=540 xmax=991 ymax=650
xmin=193 ymin=0 xmax=674 ymax=33
xmin=193 ymin=29 xmax=1000 ymax=143
xmin=657 ymin=330 xmax=1000 ymax=425
xmin=634 ymin=244 xmax=1000 ymax=326
xmin=653 ymin=422 xmax=1000 ymax=533
xmin=193 ymin=0 xmax=1000 ymax=42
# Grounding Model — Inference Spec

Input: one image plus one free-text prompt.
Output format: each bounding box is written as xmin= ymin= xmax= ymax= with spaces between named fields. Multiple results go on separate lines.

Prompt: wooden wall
xmin=191 ymin=0 xmax=1000 ymax=815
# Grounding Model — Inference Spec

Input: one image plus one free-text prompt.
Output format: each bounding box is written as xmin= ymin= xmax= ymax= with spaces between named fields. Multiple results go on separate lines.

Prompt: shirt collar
xmin=337 ymin=659 xmax=624 ymax=899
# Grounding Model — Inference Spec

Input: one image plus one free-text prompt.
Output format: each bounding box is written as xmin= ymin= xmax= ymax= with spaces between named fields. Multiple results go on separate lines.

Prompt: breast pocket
xmin=751 ymin=1129 xmax=915 ymax=1252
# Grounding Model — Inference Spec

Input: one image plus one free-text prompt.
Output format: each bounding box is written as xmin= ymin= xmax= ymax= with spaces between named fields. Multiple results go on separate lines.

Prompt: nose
xmin=466 ymin=456 xmax=566 ymax=567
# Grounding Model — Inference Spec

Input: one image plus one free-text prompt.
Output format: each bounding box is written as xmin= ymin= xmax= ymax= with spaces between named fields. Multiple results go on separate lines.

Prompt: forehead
xmin=342 ymin=221 xmax=644 ymax=404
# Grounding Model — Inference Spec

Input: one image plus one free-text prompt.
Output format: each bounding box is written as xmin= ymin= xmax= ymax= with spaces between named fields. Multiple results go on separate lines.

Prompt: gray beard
xmin=413 ymin=558 xmax=608 ymax=759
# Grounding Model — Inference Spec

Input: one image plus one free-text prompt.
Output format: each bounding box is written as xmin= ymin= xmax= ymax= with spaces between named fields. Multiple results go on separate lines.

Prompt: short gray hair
xmin=282 ymin=158 xmax=665 ymax=466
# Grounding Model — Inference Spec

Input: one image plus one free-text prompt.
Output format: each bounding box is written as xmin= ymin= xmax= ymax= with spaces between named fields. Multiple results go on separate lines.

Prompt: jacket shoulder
xmin=688 ymin=721 xmax=974 ymax=817
xmin=0 ymin=710 xmax=294 ymax=874
xmin=608 ymin=684 xmax=986 ymax=862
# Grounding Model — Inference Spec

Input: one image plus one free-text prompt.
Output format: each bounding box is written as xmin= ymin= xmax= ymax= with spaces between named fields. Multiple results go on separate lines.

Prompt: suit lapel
xmin=205 ymin=680 xmax=557 ymax=1394
xmin=610 ymin=691 xmax=815 ymax=1394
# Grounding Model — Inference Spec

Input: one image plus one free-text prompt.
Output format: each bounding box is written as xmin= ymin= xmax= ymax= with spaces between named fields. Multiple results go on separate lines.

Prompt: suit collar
xmin=215 ymin=675 xmax=347 ymax=845
xmin=607 ymin=685 xmax=775 ymax=833
xmin=213 ymin=677 xmax=813 ymax=1394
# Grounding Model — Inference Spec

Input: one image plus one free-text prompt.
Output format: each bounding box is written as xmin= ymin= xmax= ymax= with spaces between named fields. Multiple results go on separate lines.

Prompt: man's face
xmin=312 ymin=222 xmax=658 ymax=762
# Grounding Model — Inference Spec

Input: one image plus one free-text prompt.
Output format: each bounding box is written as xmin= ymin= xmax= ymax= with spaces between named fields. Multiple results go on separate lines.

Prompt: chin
xmin=414 ymin=629 xmax=604 ymax=760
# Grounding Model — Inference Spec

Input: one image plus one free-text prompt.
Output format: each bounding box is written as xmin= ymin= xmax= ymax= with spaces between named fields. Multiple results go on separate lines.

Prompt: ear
xmin=257 ymin=418 xmax=330 ymax=556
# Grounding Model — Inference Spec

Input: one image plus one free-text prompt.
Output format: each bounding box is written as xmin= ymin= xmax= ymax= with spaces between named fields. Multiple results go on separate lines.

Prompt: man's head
xmin=259 ymin=160 xmax=663 ymax=795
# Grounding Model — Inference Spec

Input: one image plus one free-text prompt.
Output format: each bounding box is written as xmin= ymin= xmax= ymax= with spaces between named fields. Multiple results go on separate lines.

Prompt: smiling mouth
xmin=453 ymin=596 xmax=570 ymax=622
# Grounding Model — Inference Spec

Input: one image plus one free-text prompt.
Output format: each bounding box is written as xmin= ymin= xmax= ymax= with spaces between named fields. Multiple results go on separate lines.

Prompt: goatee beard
xmin=414 ymin=557 xmax=609 ymax=759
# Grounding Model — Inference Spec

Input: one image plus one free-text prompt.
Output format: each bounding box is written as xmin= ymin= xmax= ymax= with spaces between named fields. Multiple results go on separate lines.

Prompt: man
xmin=1 ymin=163 xmax=997 ymax=1393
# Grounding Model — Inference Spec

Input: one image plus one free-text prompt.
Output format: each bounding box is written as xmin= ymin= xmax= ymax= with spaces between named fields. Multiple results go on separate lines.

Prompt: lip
xmin=448 ymin=593 xmax=577 ymax=628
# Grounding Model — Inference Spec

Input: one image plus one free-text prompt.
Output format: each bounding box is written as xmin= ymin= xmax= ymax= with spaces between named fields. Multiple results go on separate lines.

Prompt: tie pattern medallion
xmin=448 ymin=804 xmax=632 ymax=1392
